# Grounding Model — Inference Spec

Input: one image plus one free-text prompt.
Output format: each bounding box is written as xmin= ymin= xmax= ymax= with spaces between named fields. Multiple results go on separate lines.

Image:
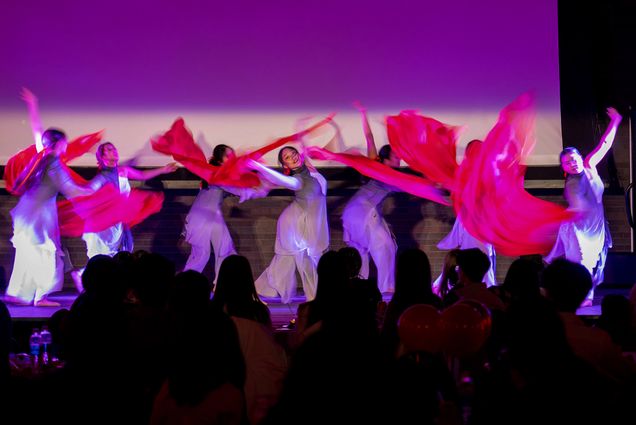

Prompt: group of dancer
xmin=3 ymin=89 xmax=175 ymax=306
xmin=2 ymin=90 xmax=622 ymax=307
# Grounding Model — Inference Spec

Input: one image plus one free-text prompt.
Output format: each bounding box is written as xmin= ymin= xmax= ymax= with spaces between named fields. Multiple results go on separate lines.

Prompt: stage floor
xmin=5 ymin=291 xmax=304 ymax=328
xmin=6 ymin=290 xmax=603 ymax=326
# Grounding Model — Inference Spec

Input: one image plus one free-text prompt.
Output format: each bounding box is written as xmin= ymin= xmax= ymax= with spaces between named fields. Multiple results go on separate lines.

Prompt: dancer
xmin=341 ymin=104 xmax=400 ymax=294
xmin=182 ymin=144 xmax=245 ymax=281
xmin=4 ymin=128 xmax=93 ymax=306
xmin=546 ymin=107 xmax=622 ymax=306
xmin=82 ymin=142 xmax=177 ymax=258
xmin=248 ymin=147 xmax=329 ymax=303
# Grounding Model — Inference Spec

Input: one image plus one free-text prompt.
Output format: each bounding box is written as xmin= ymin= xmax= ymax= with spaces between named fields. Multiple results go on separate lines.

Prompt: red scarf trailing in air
xmin=4 ymin=131 xmax=104 ymax=196
xmin=58 ymin=184 xmax=164 ymax=237
xmin=6 ymin=130 xmax=165 ymax=236
xmin=150 ymin=115 xmax=335 ymax=188
xmin=386 ymin=112 xmax=460 ymax=192
xmin=454 ymin=93 xmax=573 ymax=256
xmin=305 ymin=146 xmax=449 ymax=206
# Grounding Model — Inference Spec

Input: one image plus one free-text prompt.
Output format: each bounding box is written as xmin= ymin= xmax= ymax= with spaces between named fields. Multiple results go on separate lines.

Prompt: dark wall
xmin=559 ymin=0 xmax=636 ymax=189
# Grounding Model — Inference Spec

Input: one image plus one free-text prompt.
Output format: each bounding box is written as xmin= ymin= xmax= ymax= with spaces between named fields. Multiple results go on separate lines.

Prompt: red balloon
xmin=398 ymin=304 xmax=443 ymax=353
xmin=441 ymin=302 xmax=490 ymax=356
xmin=457 ymin=299 xmax=492 ymax=338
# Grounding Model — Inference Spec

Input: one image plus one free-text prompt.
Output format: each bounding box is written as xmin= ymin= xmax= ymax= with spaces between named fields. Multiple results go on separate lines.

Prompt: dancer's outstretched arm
xmin=354 ymin=101 xmax=378 ymax=160
xmin=586 ymin=107 xmax=622 ymax=169
xmin=246 ymin=159 xmax=301 ymax=190
xmin=20 ymin=88 xmax=44 ymax=152
xmin=123 ymin=162 xmax=178 ymax=180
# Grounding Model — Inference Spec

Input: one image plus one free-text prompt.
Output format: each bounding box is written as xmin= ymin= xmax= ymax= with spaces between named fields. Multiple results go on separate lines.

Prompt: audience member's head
xmin=212 ymin=255 xmax=270 ymax=326
xmin=338 ymin=247 xmax=363 ymax=280
xmin=171 ymin=270 xmax=212 ymax=315
xmin=306 ymin=251 xmax=350 ymax=326
xmin=502 ymin=257 xmax=543 ymax=301
xmin=315 ymin=251 xmax=349 ymax=303
xmin=541 ymin=259 xmax=592 ymax=312
xmin=214 ymin=255 xmax=258 ymax=306
xmin=394 ymin=248 xmax=433 ymax=301
xmin=112 ymin=251 xmax=136 ymax=301
xmin=456 ymin=248 xmax=490 ymax=285
xmin=82 ymin=254 xmax=125 ymax=304
xmin=132 ymin=252 xmax=175 ymax=309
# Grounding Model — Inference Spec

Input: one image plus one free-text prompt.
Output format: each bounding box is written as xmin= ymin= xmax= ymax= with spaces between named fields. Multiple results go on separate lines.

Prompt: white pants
xmin=184 ymin=242 xmax=237 ymax=283
xmin=183 ymin=213 xmax=237 ymax=282
xmin=351 ymin=229 xmax=397 ymax=293
xmin=7 ymin=241 xmax=63 ymax=303
xmin=255 ymin=251 xmax=319 ymax=304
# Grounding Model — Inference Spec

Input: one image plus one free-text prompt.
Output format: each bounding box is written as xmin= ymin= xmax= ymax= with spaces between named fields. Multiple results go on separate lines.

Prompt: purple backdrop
xmin=1 ymin=0 xmax=559 ymax=111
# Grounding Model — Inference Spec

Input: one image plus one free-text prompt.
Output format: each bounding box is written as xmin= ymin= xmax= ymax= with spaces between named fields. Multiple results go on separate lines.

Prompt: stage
xmin=6 ymin=289 xmax=605 ymax=323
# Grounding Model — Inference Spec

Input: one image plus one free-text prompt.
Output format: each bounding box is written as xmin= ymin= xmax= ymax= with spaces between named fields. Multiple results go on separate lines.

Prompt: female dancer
xmin=341 ymin=104 xmax=400 ymax=294
xmin=82 ymin=142 xmax=177 ymax=258
xmin=248 ymin=147 xmax=329 ymax=303
xmin=546 ymin=107 xmax=622 ymax=306
xmin=5 ymin=128 xmax=93 ymax=306
xmin=182 ymin=144 xmax=240 ymax=281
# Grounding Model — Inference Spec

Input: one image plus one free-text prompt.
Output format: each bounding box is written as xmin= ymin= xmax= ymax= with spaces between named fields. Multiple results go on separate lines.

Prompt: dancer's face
xmin=281 ymin=148 xmax=302 ymax=170
xmin=99 ymin=143 xmax=119 ymax=167
xmin=221 ymin=148 xmax=235 ymax=164
xmin=561 ymin=152 xmax=583 ymax=175
xmin=383 ymin=150 xmax=401 ymax=167
xmin=53 ymin=138 xmax=68 ymax=156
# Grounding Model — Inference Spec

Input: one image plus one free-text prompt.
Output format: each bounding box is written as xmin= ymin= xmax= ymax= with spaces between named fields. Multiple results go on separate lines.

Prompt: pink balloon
xmin=398 ymin=304 xmax=443 ymax=353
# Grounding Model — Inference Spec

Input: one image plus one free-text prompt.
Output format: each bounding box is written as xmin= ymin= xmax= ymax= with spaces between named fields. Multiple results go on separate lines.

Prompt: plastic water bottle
xmin=40 ymin=326 xmax=52 ymax=364
xmin=29 ymin=328 xmax=41 ymax=368
xmin=29 ymin=328 xmax=41 ymax=356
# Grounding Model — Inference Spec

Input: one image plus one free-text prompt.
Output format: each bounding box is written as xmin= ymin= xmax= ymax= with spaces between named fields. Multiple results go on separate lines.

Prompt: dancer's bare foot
xmin=3 ymin=295 xmax=31 ymax=306
xmin=34 ymin=298 xmax=61 ymax=307
xmin=580 ymin=299 xmax=594 ymax=308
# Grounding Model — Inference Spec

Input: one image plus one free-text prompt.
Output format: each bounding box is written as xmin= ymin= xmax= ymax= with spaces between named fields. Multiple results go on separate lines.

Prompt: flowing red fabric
xmin=56 ymin=166 xmax=165 ymax=237
xmin=247 ymin=114 xmax=335 ymax=160
xmin=151 ymin=115 xmax=334 ymax=187
xmin=4 ymin=130 xmax=164 ymax=236
xmin=305 ymin=146 xmax=449 ymax=206
xmin=5 ymin=146 xmax=44 ymax=195
xmin=4 ymin=130 xmax=104 ymax=195
xmin=455 ymin=94 xmax=573 ymax=256
xmin=386 ymin=112 xmax=460 ymax=191
xmin=151 ymin=118 xmax=261 ymax=187
xmin=58 ymin=185 xmax=164 ymax=237
xmin=61 ymin=130 xmax=105 ymax=163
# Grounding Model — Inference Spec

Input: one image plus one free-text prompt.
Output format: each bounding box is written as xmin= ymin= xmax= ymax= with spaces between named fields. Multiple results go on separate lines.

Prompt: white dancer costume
xmin=7 ymin=156 xmax=87 ymax=303
xmin=342 ymin=179 xmax=397 ymax=293
xmin=255 ymin=167 xmax=329 ymax=303
xmin=82 ymin=166 xmax=133 ymax=258
xmin=433 ymin=216 xmax=497 ymax=293
xmin=183 ymin=183 xmax=269 ymax=280
xmin=183 ymin=185 xmax=237 ymax=280
xmin=545 ymin=168 xmax=610 ymax=300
